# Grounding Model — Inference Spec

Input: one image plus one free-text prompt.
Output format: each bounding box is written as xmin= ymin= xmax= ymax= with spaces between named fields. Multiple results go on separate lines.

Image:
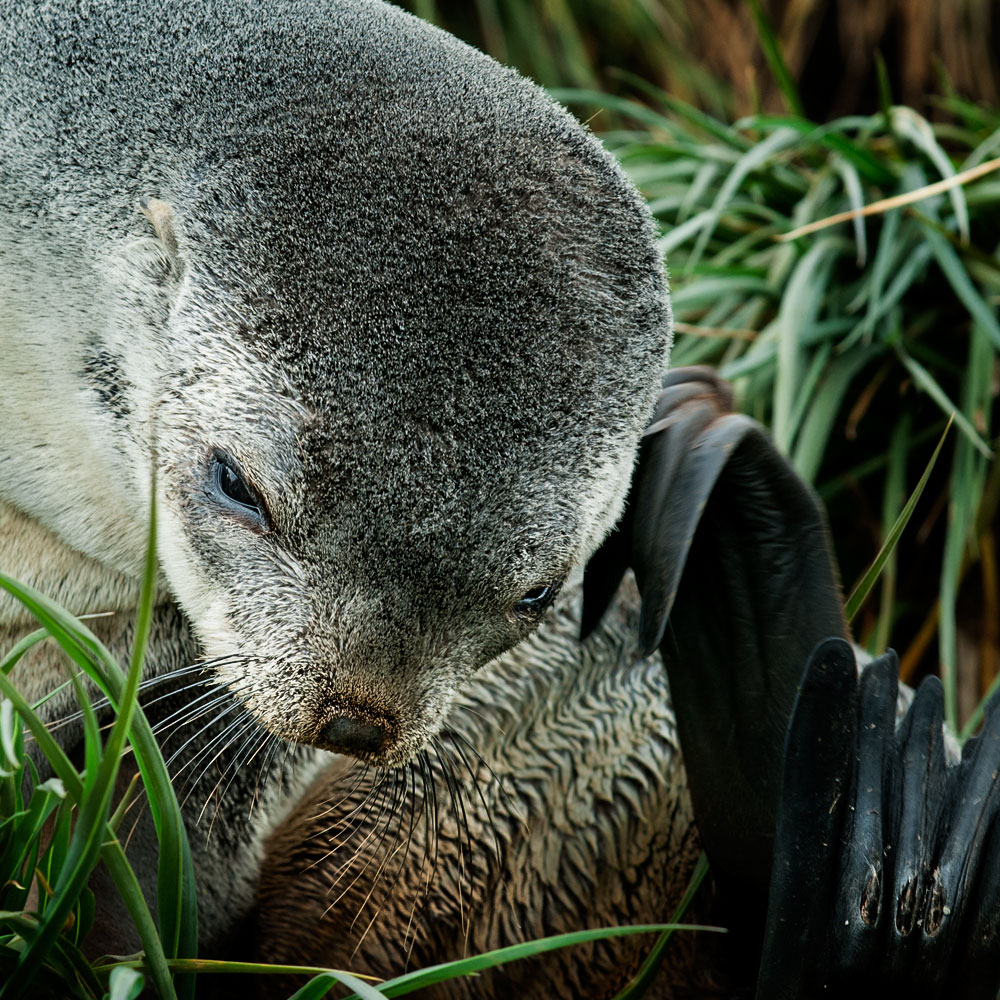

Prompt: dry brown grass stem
xmin=778 ymin=155 xmax=1000 ymax=242
xmin=672 ymin=321 xmax=758 ymax=341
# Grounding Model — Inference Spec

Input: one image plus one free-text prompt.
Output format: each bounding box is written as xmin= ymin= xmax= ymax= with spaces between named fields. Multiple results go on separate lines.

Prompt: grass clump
xmin=0 ymin=496 xmax=198 ymax=1000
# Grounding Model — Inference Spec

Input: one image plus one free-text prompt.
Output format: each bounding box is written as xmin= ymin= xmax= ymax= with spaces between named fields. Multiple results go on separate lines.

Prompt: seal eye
xmin=211 ymin=453 xmax=268 ymax=526
xmin=513 ymin=584 xmax=558 ymax=619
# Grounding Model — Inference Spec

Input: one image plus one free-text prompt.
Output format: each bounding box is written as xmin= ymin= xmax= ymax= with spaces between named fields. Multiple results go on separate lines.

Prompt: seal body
xmin=0 ymin=0 xmax=671 ymax=949
xmin=255 ymin=578 xmax=708 ymax=999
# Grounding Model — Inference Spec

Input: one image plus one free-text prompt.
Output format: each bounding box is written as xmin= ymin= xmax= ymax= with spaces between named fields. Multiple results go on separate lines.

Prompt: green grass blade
xmin=963 ymin=124 xmax=1000 ymax=169
xmin=0 ymin=629 xmax=48 ymax=677
xmin=105 ymin=966 xmax=145 ymax=1000
xmin=614 ymin=852 xmax=711 ymax=999
xmin=341 ymin=924 xmax=724 ymax=998
xmin=64 ymin=663 xmax=100 ymax=796
xmin=0 ymin=675 xmax=83 ymax=800
xmin=846 ymin=416 xmax=953 ymax=622
xmin=744 ymin=115 xmax=896 ymax=186
xmin=0 ymin=698 xmax=19 ymax=776
xmin=605 ymin=73 xmax=751 ymax=149
xmin=792 ymin=344 xmax=879 ymax=483
xmin=98 ymin=842 xmax=178 ymax=1000
xmin=919 ymin=221 xmax=1000 ymax=352
xmin=687 ymin=127 xmax=802 ymax=270
xmin=845 ymin=238 xmax=931 ymax=349
xmin=874 ymin=415 xmax=911 ymax=653
xmin=0 ymin=779 xmax=65 ymax=892
xmin=38 ymin=934 xmax=103 ymax=999
xmin=0 ymin=914 xmax=99 ymax=1000
xmin=896 ymin=347 xmax=992 ymax=458
xmin=961 ymin=666 xmax=1000 ymax=740
xmin=940 ymin=323 xmax=995 ymax=732
xmin=773 ymin=237 xmax=843 ymax=454
xmin=785 ymin=342 xmax=833 ymax=452
xmin=833 ymin=156 xmax=867 ymax=265
xmin=126 ymin=482 xmax=198 ymax=988
xmin=549 ymin=89 xmax=683 ymax=133
xmin=92 ymin=959 xmax=382 ymax=981
xmin=891 ymin=107 xmax=969 ymax=242
xmin=744 ymin=0 xmax=804 ymax=117
xmin=286 ymin=971 xmax=388 ymax=1000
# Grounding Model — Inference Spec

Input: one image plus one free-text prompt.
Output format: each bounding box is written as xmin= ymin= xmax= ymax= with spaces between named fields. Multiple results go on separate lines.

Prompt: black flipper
xmin=585 ymin=366 xmax=1000 ymax=996
xmin=758 ymin=639 xmax=1000 ymax=999
xmin=584 ymin=366 xmax=847 ymax=890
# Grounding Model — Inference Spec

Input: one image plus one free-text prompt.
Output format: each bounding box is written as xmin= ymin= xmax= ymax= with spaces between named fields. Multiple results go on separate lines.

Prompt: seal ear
xmin=139 ymin=197 xmax=183 ymax=280
xmin=758 ymin=642 xmax=1000 ymax=999
xmin=583 ymin=365 xmax=847 ymax=889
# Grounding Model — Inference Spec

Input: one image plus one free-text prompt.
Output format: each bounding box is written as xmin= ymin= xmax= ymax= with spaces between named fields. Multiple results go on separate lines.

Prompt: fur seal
xmin=247 ymin=368 xmax=836 ymax=996
xmin=0 ymin=0 xmax=670 ymax=951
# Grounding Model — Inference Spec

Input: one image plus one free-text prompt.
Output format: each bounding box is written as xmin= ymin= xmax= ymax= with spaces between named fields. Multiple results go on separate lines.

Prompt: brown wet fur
xmin=254 ymin=581 xmax=726 ymax=998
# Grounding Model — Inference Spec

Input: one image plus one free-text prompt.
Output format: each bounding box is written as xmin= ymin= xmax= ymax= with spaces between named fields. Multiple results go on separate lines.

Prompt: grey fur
xmin=0 ymin=0 xmax=670 ymax=949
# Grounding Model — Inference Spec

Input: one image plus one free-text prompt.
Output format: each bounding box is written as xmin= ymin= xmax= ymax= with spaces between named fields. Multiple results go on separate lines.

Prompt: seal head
xmin=1 ymin=0 xmax=671 ymax=765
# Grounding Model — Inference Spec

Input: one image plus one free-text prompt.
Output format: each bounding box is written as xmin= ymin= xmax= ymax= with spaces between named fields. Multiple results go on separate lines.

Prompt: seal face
xmin=1 ymin=0 xmax=671 ymax=766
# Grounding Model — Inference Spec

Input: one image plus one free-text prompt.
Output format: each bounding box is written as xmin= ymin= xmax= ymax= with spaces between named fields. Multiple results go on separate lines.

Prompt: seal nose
xmin=321 ymin=715 xmax=388 ymax=757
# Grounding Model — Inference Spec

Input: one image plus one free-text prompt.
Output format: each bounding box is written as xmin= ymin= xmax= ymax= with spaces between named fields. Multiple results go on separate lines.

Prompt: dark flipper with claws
xmin=758 ymin=638 xmax=1000 ymax=1000
xmin=583 ymin=366 xmax=847 ymax=892
xmin=585 ymin=366 xmax=1000 ymax=996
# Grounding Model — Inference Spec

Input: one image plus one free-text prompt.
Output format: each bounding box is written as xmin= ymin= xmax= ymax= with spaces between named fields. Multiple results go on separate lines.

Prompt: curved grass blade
xmin=614 ymin=852 xmax=711 ymax=999
xmin=744 ymin=114 xmax=896 ymax=186
xmin=91 ymin=958 xmax=382 ymax=981
xmin=844 ymin=231 xmax=931 ymax=350
xmin=891 ymin=107 xmax=969 ymax=243
xmin=846 ymin=416 xmax=953 ymax=622
xmin=549 ymin=89 xmax=684 ymax=133
xmin=286 ymin=971 xmax=387 ymax=1000
xmin=744 ymin=0 xmax=804 ymax=117
xmin=0 ymin=776 xmax=65 ymax=893
xmin=341 ymin=924 xmax=724 ymax=998
xmin=919 ymin=220 xmax=1000 ymax=353
xmin=688 ymin=127 xmax=802 ymax=270
xmin=106 ymin=966 xmax=145 ymax=1000
xmin=833 ymin=156 xmax=867 ymax=265
xmin=896 ymin=347 xmax=992 ymax=458
xmin=0 ymin=629 xmax=48 ymax=678
xmin=603 ymin=71 xmax=752 ymax=149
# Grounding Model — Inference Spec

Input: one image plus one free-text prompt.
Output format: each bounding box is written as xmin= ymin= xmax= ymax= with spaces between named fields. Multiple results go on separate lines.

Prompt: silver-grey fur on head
xmin=1 ymin=0 xmax=670 ymax=948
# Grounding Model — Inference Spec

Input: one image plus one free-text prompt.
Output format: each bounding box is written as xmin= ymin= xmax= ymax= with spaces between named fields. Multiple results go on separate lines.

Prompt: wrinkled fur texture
xmin=256 ymin=576 xmax=710 ymax=999
xmin=0 ymin=0 xmax=671 ymax=950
